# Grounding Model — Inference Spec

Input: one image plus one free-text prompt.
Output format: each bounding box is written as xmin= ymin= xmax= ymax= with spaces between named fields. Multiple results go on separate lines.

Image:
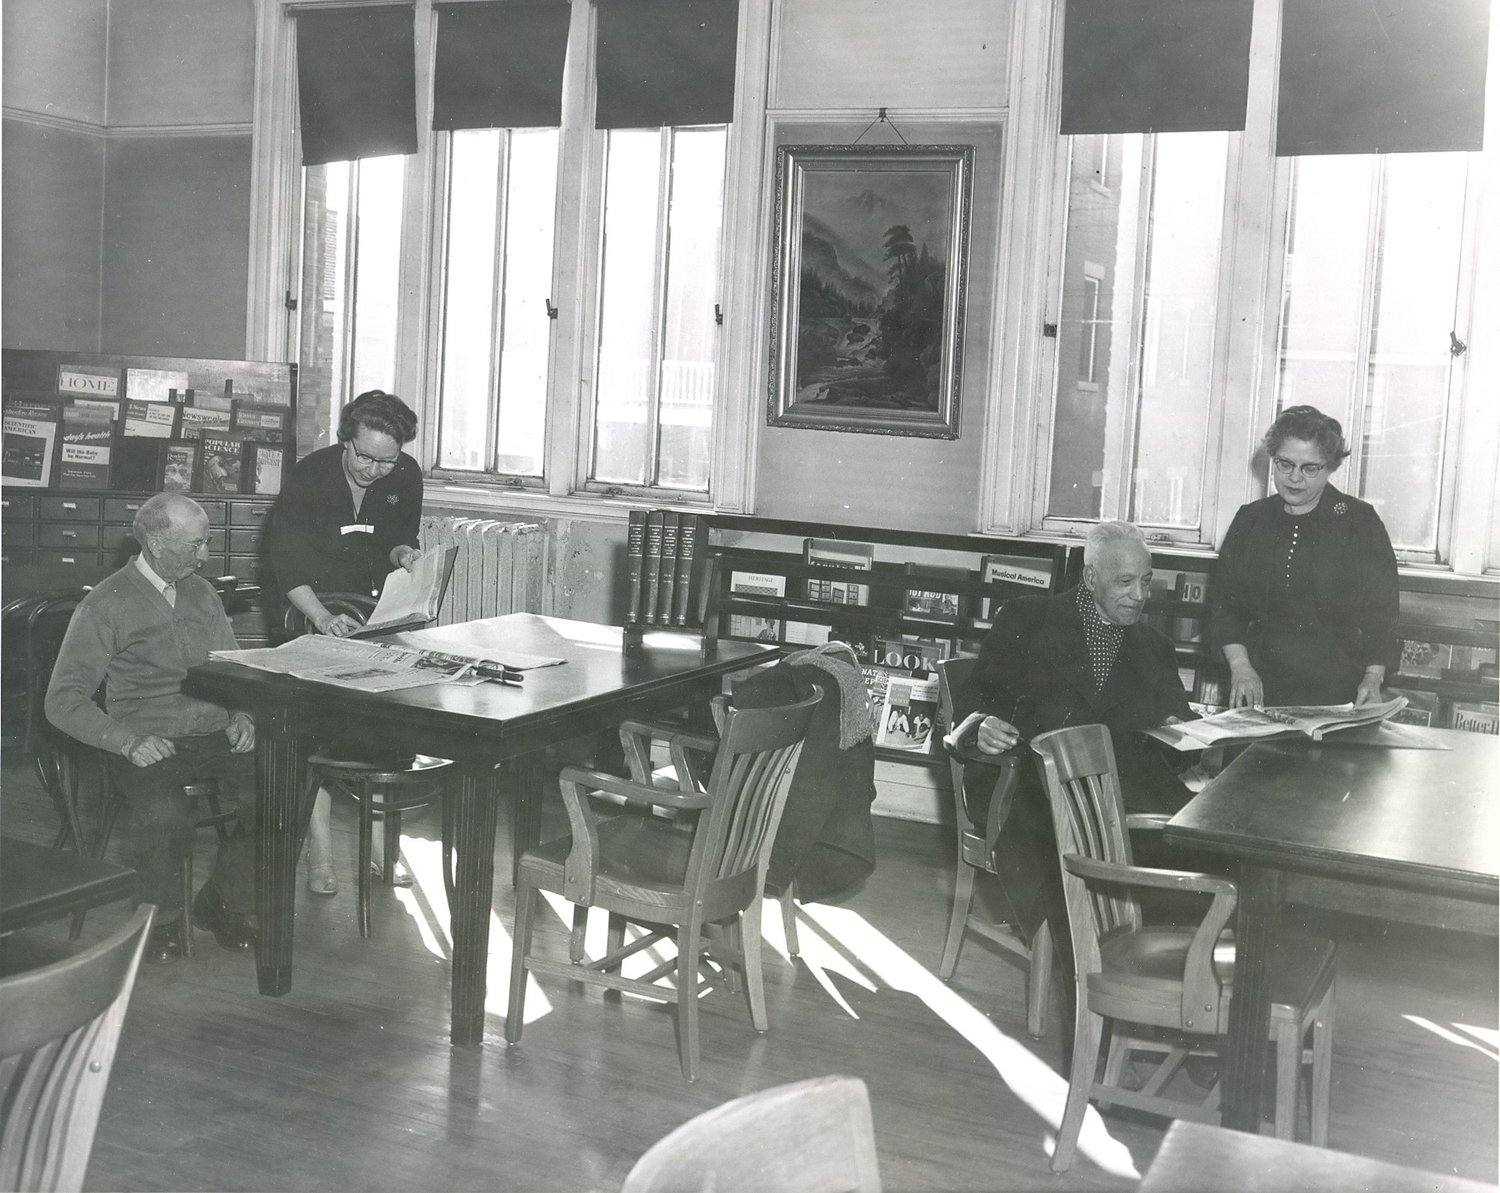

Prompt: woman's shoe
xmin=306 ymin=862 xmax=338 ymax=896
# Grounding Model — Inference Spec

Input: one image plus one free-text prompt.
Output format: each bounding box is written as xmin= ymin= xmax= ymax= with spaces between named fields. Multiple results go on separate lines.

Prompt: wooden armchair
xmin=933 ymin=655 xmax=1052 ymax=1037
xmin=621 ymin=1074 xmax=881 ymax=1193
xmin=1030 ymin=725 xmax=1336 ymax=1173
xmin=0 ymin=904 xmax=155 ymax=1192
xmin=505 ymin=687 xmax=822 ymax=1081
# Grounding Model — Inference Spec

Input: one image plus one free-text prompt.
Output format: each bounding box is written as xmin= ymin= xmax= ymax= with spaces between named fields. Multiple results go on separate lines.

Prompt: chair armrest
xmin=616 ymin=719 xmax=717 ymax=786
xmin=556 ymin=765 xmax=712 ymax=903
xmin=1062 ymin=854 xmax=1237 ymax=899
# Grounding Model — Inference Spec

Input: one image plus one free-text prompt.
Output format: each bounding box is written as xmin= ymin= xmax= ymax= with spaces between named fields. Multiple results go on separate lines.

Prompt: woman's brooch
xmin=1333 ymin=501 xmax=1348 ymax=515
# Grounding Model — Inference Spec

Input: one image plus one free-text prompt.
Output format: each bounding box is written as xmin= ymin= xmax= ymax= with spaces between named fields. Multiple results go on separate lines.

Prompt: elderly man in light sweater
xmin=46 ymin=492 xmax=260 ymax=962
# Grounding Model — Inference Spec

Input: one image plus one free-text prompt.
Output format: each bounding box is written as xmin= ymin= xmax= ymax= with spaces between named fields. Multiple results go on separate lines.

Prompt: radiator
xmin=418 ymin=515 xmax=547 ymax=625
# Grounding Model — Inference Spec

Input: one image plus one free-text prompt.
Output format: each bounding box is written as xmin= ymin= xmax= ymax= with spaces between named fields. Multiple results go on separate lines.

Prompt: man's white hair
xmin=1083 ymin=520 xmax=1148 ymax=569
xmin=132 ymin=492 xmax=205 ymax=544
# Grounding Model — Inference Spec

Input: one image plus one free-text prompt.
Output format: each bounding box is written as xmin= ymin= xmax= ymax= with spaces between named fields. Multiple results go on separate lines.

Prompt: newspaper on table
xmin=210 ymin=635 xmax=563 ymax=694
xmin=1142 ymin=696 xmax=1409 ymax=752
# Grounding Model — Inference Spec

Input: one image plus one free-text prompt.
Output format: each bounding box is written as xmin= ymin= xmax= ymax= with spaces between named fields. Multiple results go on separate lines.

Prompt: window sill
xmin=425 ymin=480 xmax=708 ymax=525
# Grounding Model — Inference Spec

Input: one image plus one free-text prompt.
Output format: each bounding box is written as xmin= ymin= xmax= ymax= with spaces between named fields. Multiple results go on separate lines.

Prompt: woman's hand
xmin=1354 ymin=667 xmax=1386 ymax=707
xmin=392 ymin=545 xmax=421 ymax=572
xmin=317 ymin=613 xmax=362 ymax=637
xmin=1227 ymin=660 xmax=1264 ymax=708
xmin=975 ymin=715 xmax=1020 ymax=755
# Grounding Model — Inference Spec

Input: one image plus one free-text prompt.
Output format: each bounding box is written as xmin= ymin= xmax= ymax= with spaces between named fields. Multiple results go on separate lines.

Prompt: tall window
xmin=298 ymin=157 xmax=406 ymax=451
xmin=1044 ymin=132 xmax=1229 ymax=531
xmin=591 ymin=127 xmax=726 ymax=491
xmin=1274 ymin=153 xmax=1472 ymax=559
xmin=436 ymin=129 xmax=559 ymax=476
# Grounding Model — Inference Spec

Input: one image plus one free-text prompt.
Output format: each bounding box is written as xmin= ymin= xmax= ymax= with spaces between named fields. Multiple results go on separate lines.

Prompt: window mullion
xmin=486 ymin=136 xmax=509 ymax=473
xmin=643 ymin=127 xmax=674 ymax=487
xmin=1343 ymin=162 xmax=1386 ymax=497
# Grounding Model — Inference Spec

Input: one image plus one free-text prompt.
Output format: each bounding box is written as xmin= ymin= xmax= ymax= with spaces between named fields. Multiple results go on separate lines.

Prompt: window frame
xmin=246 ymin=0 xmax=770 ymax=518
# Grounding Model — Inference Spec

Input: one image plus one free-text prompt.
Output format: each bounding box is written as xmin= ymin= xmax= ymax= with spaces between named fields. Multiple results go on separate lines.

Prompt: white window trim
xmin=246 ymin=0 xmax=772 ymax=522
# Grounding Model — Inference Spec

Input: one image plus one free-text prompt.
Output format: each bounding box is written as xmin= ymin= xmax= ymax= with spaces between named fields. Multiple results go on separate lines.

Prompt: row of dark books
xmin=624 ymin=508 xmax=701 ymax=628
xmin=2 ymin=390 xmax=290 ymax=495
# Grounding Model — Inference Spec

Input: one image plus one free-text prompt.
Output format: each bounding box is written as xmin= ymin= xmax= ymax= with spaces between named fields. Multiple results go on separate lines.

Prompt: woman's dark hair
xmin=337 ymin=389 xmax=418 ymax=446
xmin=1263 ymin=405 xmax=1350 ymax=466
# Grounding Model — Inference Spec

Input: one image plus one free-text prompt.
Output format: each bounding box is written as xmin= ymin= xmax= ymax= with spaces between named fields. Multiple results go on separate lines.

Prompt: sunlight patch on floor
xmin=786 ymin=901 xmax=1141 ymax=1181
xmin=1404 ymin=1015 xmax=1500 ymax=1062
xmin=391 ymin=836 xmax=553 ymax=1023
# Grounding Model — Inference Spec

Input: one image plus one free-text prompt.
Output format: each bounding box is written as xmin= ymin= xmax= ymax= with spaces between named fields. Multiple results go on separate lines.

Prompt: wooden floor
xmin=3 ymin=751 xmax=1496 ymax=1193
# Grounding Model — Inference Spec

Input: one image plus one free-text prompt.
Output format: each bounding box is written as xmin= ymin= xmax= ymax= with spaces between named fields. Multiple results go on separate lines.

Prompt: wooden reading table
xmin=185 ymin=613 xmax=776 ymax=1045
xmin=1166 ymin=728 xmax=1499 ymax=1134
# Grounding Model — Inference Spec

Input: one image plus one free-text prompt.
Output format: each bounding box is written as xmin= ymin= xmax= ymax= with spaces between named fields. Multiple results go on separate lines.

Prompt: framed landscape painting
xmin=768 ymin=144 xmax=974 ymax=438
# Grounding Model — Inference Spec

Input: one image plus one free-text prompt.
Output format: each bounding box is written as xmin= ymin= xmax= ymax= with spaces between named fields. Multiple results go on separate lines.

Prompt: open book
xmin=350 ymin=545 xmax=458 ymax=638
xmin=1143 ymin=696 xmax=1409 ymax=751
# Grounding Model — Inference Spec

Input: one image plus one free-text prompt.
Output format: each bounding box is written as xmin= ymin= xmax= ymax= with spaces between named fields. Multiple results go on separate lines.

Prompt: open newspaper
xmin=1143 ymin=696 xmax=1409 ymax=751
xmin=349 ymin=545 xmax=458 ymax=638
xmin=210 ymin=635 xmax=563 ymax=694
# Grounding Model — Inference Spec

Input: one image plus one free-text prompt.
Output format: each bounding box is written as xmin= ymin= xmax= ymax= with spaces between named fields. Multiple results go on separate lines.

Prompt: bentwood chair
xmin=283 ymin=593 xmax=455 ymax=937
xmin=620 ymin=1075 xmax=881 ymax=1193
xmin=1030 ymin=725 xmax=1336 ymax=1173
xmin=0 ymin=904 xmax=155 ymax=1192
xmin=933 ymin=655 xmax=1052 ymax=1037
xmin=506 ymin=687 xmax=822 ymax=1081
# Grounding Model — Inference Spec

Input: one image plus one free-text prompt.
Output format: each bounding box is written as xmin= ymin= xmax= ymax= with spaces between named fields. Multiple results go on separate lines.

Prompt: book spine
xmin=624 ymin=509 xmax=649 ymax=625
xmin=657 ymin=512 xmax=680 ymax=625
xmin=672 ymin=513 xmax=699 ymax=626
xmin=641 ymin=510 xmax=666 ymax=625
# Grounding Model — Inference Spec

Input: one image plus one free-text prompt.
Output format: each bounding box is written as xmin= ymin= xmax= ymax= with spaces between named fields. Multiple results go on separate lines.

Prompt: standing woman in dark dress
xmin=1210 ymin=405 xmax=1399 ymax=708
xmin=270 ymin=389 xmax=425 ymax=893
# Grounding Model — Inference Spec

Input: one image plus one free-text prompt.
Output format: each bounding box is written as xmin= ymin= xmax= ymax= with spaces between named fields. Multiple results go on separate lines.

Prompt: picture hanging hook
xmin=851 ymin=106 xmax=909 ymax=146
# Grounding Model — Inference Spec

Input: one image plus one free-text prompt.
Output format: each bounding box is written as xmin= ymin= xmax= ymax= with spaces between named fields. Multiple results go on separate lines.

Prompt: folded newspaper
xmin=210 ymin=635 xmax=562 ymax=694
xmin=1143 ymin=695 xmax=1409 ymax=751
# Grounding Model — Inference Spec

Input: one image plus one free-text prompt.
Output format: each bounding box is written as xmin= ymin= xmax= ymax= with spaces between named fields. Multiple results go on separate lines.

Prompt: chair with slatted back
xmin=0 ymin=904 xmax=155 ymax=1192
xmin=620 ymin=1074 xmax=882 ymax=1193
xmin=283 ymin=593 xmax=456 ymax=937
xmin=932 ymin=655 xmax=1052 ymax=1037
xmin=506 ymin=687 xmax=822 ymax=1081
xmin=1030 ymin=724 xmax=1336 ymax=1173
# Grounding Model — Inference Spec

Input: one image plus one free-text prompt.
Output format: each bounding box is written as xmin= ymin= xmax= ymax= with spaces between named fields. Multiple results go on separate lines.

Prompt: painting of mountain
xmin=770 ymin=145 xmax=973 ymax=438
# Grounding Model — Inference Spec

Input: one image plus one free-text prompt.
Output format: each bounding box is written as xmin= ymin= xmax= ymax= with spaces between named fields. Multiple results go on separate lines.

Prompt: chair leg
xmin=1098 ymin=1026 xmax=1128 ymax=1111
xmin=180 ymin=850 xmax=195 ymax=959
xmin=779 ymin=882 xmax=799 ymax=957
xmin=675 ymin=921 xmax=704 ymax=1082
xmin=356 ymin=783 xmax=374 ymax=939
xmin=1026 ymin=921 xmax=1053 ymax=1039
xmin=1310 ymin=979 xmax=1335 ymax=1147
xmin=505 ymin=882 xmax=537 ymax=1044
xmin=1051 ymin=998 xmax=1104 ymax=1174
xmin=939 ymin=860 xmax=978 ymax=980
xmin=1274 ymin=1018 xmax=1299 ymax=1141
xmin=383 ymin=810 xmax=401 ymax=880
xmin=743 ymin=900 xmax=769 ymax=1033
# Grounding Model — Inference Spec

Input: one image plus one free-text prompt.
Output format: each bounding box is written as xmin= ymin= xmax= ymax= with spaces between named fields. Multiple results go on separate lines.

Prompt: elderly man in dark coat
xmin=953 ymin=519 xmax=1194 ymax=951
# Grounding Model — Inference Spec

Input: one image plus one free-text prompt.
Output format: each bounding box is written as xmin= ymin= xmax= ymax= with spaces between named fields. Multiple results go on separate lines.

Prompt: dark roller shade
xmin=1059 ymin=0 xmax=1254 ymax=135
xmin=433 ymin=2 xmax=572 ymax=131
xmin=1277 ymin=0 xmax=1490 ymax=156
xmin=595 ymin=0 xmax=739 ymax=129
xmin=296 ymin=5 xmax=419 ymax=166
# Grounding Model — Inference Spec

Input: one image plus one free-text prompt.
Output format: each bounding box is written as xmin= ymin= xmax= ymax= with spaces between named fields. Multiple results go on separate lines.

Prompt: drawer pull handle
xmin=126 ymin=503 xmax=141 ymax=511
xmin=63 ymin=530 xmax=78 ymax=539
xmin=63 ymin=502 xmax=78 ymax=511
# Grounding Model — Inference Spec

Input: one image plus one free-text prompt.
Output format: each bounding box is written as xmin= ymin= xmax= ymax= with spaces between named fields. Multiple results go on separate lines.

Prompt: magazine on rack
xmin=1141 ymin=696 xmax=1409 ymax=752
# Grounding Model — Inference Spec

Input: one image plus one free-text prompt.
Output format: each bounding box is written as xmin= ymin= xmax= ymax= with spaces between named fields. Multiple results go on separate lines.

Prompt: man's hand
xmin=226 ymin=712 xmax=256 ymax=753
xmin=392 ymin=545 xmax=421 ymax=572
xmin=122 ymin=735 xmax=176 ymax=768
xmin=317 ymin=612 xmax=362 ymax=637
xmin=1227 ymin=660 xmax=1264 ymax=709
xmin=975 ymin=715 xmax=1021 ymax=755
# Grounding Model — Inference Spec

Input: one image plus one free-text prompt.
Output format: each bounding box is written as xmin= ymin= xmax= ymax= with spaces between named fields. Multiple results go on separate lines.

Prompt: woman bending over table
xmin=270 ymin=389 xmax=425 ymax=894
xmin=1209 ymin=405 xmax=1399 ymax=709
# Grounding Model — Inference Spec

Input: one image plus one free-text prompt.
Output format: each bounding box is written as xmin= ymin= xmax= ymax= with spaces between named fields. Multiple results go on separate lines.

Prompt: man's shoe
xmin=192 ymin=884 xmax=258 ymax=952
xmin=146 ymin=921 xmax=184 ymax=963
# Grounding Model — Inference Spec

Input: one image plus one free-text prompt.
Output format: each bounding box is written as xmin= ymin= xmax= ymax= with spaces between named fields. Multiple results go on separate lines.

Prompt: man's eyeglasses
xmin=347 ymin=443 xmax=400 ymax=470
xmin=1271 ymin=457 xmax=1328 ymax=479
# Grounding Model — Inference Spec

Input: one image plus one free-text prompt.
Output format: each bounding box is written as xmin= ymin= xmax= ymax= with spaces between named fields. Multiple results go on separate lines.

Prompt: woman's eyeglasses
xmin=347 ymin=442 xmax=400 ymax=471
xmin=1271 ymin=457 xmax=1328 ymax=479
